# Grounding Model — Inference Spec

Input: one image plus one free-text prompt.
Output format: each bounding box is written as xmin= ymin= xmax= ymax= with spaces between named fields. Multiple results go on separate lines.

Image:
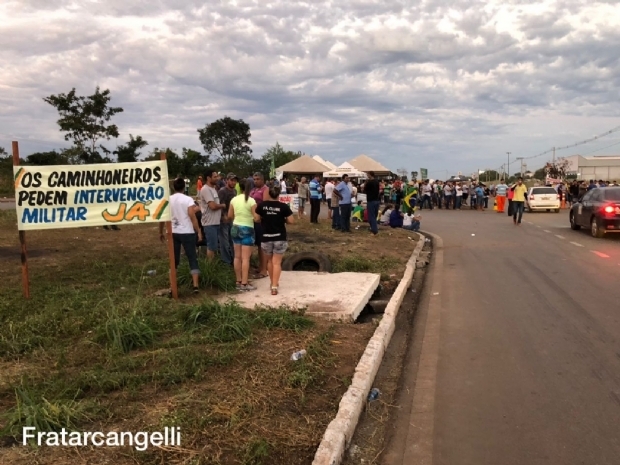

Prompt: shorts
xmin=203 ymin=225 xmax=220 ymax=251
xmin=327 ymin=198 xmax=331 ymax=208
xmin=261 ymin=241 xmax=288 ymax=255
xmin=253 ymin=222 xmax=263 ymax=247
xmin=231 ymin=225 xmax=255 ymax=246
xmin=299 ymin=198 xmax=306 ymax=208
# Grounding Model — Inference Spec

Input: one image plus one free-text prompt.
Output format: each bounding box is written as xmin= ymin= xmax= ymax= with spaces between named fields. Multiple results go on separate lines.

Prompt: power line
xmin=581 ymin=139 xmax=620 ymax=156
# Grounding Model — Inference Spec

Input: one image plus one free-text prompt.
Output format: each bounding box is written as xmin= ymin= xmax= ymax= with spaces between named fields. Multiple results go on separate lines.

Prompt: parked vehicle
xmin=526 ymin=187 xmax=560 ymax=213
xmin=569 ymin=187 xmax=620 ymax=238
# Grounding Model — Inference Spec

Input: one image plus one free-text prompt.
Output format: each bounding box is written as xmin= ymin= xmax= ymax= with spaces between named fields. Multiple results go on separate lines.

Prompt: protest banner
xmin=14 ymin=160 xmax=171 ymax=231
xmin=278 ymin=193 xmax=299 ymax=213
xmin=11 ymin=144 xmax=177 ymax=299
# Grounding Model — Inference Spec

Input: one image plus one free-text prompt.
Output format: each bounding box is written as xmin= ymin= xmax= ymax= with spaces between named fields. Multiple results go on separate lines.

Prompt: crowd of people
xmin=161 ymin=170 xmax=294 ymax=296
xmin=163 ymin=169 xmax=619 ymax=296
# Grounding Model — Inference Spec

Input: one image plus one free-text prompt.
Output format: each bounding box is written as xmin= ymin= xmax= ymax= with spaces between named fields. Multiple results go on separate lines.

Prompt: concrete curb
xmin=312 ymin=233 xmax=427 ymax=465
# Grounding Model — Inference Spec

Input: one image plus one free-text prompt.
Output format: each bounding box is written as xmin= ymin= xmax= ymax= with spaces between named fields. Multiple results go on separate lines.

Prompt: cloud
xmin=1 ymin=0 xmax=620 ymax=174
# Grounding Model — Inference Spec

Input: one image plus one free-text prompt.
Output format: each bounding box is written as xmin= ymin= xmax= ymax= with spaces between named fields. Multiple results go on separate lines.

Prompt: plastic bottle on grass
xmin=291 ymin=350 xmax=307 ymax=361
xmin=368 ymin=388 xmax=381 ymax=401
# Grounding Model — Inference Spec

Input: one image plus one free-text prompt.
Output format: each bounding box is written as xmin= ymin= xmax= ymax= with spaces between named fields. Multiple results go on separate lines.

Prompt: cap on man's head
xmin=226 ymin=173 xmax=238 ymax=180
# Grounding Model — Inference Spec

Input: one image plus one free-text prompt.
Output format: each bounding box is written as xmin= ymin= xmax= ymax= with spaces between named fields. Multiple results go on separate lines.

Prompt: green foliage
xmin=114 ymin=134 xmax=148 ymax=163
xmin=178 ymin=258 xmax=237 ymax=291
xmin=332 ymin=256 xmax=391 ymax=274
xmin=43 ymin=87 xmax=124 ymax=163
xmin=243 ymin=438 xmax=271 ymax=465
xmin=254 ymin=305 xmax=314 ymax=332
xmin=24 ymin=150 xmax=67 ymax=165
xmin=198 ymin=116 xmax=253 ymax=174
xmin=1 ymin=386 xmax=86 ymax=438
xmin=183 ymin=300 xmax=253 ymax=343
xmin=97 ymin=311 xmax=155 ymax=353
xmin=145 ymin=147 xmax=210 ymax=179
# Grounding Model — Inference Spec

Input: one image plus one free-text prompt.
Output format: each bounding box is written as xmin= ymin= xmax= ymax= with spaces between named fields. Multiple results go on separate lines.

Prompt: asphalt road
xmin=384 ymin=205 xmax=620 ymax=465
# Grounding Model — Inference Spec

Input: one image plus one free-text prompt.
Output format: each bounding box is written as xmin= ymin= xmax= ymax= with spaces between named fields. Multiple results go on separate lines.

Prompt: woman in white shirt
xmin=159 ymin=178 xmax=203 ymax=293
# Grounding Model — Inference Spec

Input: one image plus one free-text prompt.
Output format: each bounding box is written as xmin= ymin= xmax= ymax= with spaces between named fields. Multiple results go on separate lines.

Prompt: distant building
xmin=564 ymin=155 xmax=620 ymax=181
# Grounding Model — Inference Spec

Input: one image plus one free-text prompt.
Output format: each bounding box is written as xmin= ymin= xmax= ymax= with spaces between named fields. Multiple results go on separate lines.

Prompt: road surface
xmin=384 ymin=205 xmax=620 ymax=465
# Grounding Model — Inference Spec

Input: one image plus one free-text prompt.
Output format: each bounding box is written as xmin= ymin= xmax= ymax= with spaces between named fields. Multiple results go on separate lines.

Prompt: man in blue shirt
xmin=309 ymin=174 xmax=322 ymax=223
xmin=334 ymin=174 xmax=352 ymax=232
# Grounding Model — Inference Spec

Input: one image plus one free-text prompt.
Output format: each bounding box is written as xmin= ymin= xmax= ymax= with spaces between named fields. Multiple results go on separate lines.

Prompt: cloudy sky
xmin=1 ymin=0 xmax=620 ymax=177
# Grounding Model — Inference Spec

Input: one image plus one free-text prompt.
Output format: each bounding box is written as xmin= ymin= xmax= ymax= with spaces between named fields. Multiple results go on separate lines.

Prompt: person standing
xmin=280 ymin=177 xmax=287 ymax=194
xmin=159 ymin=177 xmax=202 ymax=294
xmin=250 ymin=172 xmax=269 ymax=279
xmin=325 ymin=178 xmax=335 ymax=219
xmin=334 ymin=174 xmax=352 ymax=232
xmin=184 ymin=175 xmax=191 ymax=195
xmin=255 ymin=184 xmax=294 ymax=296
xmin=297 ymin=176 xmax=309 ymax=219
xmin=384 ymin=181 xmax=392 ymax=205
xmin=495 ymin=179 xmax=508 ymax=213
xmin=454 ymin=182 xmax=463 ymax=210
xmin=420 ymin=180 xmax=433 ymax=210
xmin=507 ymin=183 xmax=515 ymax=216
xmin=196 ymin=176 xmax=203 ymax=197
xmin=512 ymin=177 xmax=528 ymax=225
xmin=229 ymin=180 xmax=258 ymax=291
xmin=443 ymin=182 xmax=453 ymax=209
xmin=200 ymin=169 xmax=226 ymax=260
xmin=218 ymin=173 xmax=238 ymax=266
xmin=331 ymin=182 xmax=341 ymax=230
xmin=309 ymin=174 xmax=322 ymax=223
xmin=364 ymin=171 xmax=380 ymax=236
xmin=475 ymin=183 xmax=485 ymax=211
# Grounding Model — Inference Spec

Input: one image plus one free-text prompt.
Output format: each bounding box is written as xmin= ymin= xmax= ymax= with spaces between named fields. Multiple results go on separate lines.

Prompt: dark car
xmin=570 ymin=187 xmax=620 ymax=238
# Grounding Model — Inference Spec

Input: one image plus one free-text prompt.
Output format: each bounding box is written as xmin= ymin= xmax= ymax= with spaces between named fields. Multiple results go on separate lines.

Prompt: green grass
xmin=254 ymin=304 xmax=314 ymax=332
xmin=97 ymin=310 xmax=155 ymax=353
xmin=243 ymin=438 xmax=271 ymax=465
xmin=1 ymin=386 xmax=87 ymax=439
xmin=287 ymin=327 xmax=335 ymax=394
xmin=178 ymin=257 xmax=237 ymax=291
xmin=331 ymin=255 xmax=393 ymax=274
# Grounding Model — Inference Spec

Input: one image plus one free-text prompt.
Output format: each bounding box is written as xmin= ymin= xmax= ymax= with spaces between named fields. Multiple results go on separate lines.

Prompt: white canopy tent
xmin=323 ymin=162 xmax=366 ymax=178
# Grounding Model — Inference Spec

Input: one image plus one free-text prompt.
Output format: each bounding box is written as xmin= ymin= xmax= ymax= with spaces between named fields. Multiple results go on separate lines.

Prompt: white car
xmin=526 ymin=187 xmax=560 ymax=213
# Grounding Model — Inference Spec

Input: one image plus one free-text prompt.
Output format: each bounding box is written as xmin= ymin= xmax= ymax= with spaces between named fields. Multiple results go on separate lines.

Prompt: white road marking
xmin=543 ymin=229 xmax=551 ymax=233
xmin=592 ymin=251 xmax=610 ymax=258
xmin=570 ymin=242 xmax=584 ymax=247
xmin=527 ymin=221 xmax=533 ymax=224
xmin=536 ymin=225 xmax=541 ymax=228
xmin=555 ymin=235 xmax=565 ymax=239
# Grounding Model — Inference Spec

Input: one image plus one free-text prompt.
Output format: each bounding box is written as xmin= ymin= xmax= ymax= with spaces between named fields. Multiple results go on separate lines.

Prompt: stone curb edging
xmin=312 ymin=233 xmax=427 ymax=465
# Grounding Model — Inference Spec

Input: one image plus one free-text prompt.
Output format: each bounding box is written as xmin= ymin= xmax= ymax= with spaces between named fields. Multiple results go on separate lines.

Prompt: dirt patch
xmin=0 ymin=210 xmax=418 ymax=464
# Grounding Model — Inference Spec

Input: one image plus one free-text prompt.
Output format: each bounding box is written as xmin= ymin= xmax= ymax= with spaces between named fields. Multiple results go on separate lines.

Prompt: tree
xmin=197 ymin=116 xmax=252 ymax=173
xmin=144 ymin=147 xmax=209 ymax=179
xmin=533 ymin=167 xmax=546 ymax=180
xmin=25 ymin=150 xmax=68 ymax=165
xmin=43 ymin=87 xmax=124 ymax=164
xmin=545 ymin=158 xmax=570 ymax=180
xmin=114 ymin=134 xmax=148 ymax=163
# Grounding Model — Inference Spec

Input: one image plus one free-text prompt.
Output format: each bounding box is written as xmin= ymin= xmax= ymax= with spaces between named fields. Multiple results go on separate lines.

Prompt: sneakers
xmin=239 ymin=283 xmax=257 ymax=292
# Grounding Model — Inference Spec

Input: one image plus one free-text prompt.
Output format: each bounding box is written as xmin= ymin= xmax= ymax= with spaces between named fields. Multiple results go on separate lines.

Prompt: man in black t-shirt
xmin=364 ymin=171 xmax=381 ymax=235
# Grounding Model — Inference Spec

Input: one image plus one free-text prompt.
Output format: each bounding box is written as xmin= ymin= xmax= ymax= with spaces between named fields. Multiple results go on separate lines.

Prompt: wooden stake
xmin=160 ymin=151 xmax=178 ymax=299
xmin=13 ymin=141 xmax=30 ymax=299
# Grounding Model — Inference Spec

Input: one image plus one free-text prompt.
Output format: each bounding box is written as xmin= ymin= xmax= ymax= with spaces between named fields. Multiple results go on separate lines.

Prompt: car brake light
xmin=529 ymin=195 xmax=535 ymax=200
xmin=604 ymin=205 xmax=614 ymax=213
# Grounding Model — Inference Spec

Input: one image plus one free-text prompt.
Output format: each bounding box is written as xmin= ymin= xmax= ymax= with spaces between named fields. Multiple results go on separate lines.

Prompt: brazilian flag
xmin=403 ymin=185 xmax=418 ymax=213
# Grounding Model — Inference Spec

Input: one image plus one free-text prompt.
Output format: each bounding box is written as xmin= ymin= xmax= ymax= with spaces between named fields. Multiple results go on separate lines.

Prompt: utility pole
xmin=552 ymin=147 xmax=555 ymax=163
xmin=516 ymin=157 xmax=524 ymax=179
xmin=506 ymin=152 xmax=511 ymax=178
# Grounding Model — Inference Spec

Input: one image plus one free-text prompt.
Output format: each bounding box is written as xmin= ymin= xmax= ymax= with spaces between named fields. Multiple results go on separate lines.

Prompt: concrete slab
xmin=217 ymin=271 xmax=380 ymax=321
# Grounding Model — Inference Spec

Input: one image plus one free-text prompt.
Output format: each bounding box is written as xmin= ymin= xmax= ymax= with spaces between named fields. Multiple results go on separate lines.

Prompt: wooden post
xmin=13 ymin=141 xmax=30 ymax=299
xmin=160 ymin=152 xmax=178 ymax=299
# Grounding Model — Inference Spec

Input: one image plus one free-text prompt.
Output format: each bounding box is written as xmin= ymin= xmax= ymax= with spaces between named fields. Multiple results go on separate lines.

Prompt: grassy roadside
xmin=0 ymin=209 xmax=417 ymax=464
